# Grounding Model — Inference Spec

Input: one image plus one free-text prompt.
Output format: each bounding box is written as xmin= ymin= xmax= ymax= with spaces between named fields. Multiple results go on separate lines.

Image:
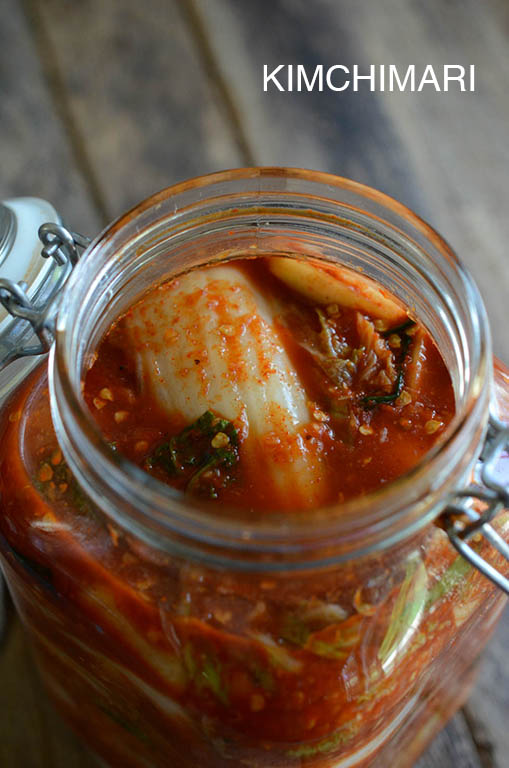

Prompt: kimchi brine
xmin=0 ymin=255 xmax=508 ymax=768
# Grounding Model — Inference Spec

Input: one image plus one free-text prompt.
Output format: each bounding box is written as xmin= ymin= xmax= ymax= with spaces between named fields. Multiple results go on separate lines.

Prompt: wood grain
xmin=0 ymin=0 xmax=100 ymax=234
xmin=192 ymin=0 xmax=426 ymax=212
xmin=415 ymin=716 xmax=483 ymax=768
xmin=465 ymin=610 xmax=509 ymax=768
xmin=32 ymin=0 xmax=244 ymax=220
xmin=0 ymin=614 xmax=94 ymax=768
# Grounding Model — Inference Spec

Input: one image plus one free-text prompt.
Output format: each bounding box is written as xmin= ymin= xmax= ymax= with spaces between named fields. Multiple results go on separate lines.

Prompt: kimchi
xmin=0 ymin=255 xmax=506 ymax=768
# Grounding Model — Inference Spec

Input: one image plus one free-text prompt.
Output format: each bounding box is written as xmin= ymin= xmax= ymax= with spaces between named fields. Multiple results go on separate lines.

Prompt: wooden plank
xmin=193 ymin=0 xmax=509 ymax=360
xmin=0 ymin=614 xmax=93 ymax=768
xmin=0 ymin=0 xmax=100 ymax=234
xmin=33 ymin=0 xmax=244 ymax=220
xmin=464 ymin=610 xmax=509 ymax=768
xmin=191 ymin=0 xmax=427 ymax=213
xmin=416 ymin=715 xmax=483 ymax=768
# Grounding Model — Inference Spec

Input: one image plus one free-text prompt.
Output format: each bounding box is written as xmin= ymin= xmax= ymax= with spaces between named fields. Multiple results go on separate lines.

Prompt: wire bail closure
xmin=0 ymin=223 xmax=90 ymax=369
xmin=442 ymin=414 xmax=509 ymax=594
xmin=38 ymin=223 xmax=90 ymax=267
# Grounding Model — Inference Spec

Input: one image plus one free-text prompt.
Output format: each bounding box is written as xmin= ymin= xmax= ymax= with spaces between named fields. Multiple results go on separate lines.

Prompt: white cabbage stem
xmin=268 ymin=257 xmax=406 ymax=323
xmin=124 ymin=265 xmax=327 ymax=508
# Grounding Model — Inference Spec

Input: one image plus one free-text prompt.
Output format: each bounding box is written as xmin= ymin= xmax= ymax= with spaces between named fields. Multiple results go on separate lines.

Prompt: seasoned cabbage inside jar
xmin=1 ymin=250 xmax=506 ymax=768
xmin=84 ymin=256 xmax=455 ymax=510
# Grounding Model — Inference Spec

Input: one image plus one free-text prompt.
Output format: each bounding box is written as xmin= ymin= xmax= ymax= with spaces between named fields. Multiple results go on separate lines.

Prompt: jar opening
xmin=49 ymin=169 xmax=491 ymax=568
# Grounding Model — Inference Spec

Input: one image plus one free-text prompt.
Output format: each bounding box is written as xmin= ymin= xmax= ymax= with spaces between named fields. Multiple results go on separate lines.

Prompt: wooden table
xmin=1 ymin=1 xmax=508 ymax=765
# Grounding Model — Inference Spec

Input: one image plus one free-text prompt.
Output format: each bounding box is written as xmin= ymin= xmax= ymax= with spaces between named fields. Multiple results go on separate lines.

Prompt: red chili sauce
xmin=84 ymin=257 xmax=455 ymax=511
xmin=4 ymin=256 xmax=495 ymax=768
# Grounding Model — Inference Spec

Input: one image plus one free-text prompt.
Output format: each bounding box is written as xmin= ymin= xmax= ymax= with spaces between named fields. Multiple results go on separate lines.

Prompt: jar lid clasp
xmin=442 ymin=414 xmax=509 ymax=595
xmin=0 ymin=223 xmax=90 ymax=369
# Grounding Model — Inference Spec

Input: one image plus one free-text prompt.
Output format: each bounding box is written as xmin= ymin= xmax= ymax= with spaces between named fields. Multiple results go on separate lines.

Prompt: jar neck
xmin=49 ymin=169 xmax=492 ymax=570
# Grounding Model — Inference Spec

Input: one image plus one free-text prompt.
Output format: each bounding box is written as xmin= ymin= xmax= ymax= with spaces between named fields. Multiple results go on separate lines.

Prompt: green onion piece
xmin=183 ymin=643 xmax=228 ymax=705
xmin=378 ymin=557 xmax=428 ymax=669
xmin=201 ymin=657 xmax=229 ymax=705
xmin=146 ymin=410 xmax=240 ymax=496
xmin=280 ymin=613 xmax=311 ymax=647
xmin=425 ymin=554 xmax=472 ymax=609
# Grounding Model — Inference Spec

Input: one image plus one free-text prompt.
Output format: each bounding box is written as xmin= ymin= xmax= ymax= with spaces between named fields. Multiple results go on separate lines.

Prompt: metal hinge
xmin=0 ymin=223 xmax=90 ymax=365
xmin=442 ymin=414 xmax=509 ymax=594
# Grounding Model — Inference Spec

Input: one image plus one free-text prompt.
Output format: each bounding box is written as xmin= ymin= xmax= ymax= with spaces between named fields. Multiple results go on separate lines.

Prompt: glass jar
xmin=0 ymin=169 xmax=508 ymax=768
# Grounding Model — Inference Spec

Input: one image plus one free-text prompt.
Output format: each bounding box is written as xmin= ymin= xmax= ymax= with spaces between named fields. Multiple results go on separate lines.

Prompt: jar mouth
xmin=49 ymin=168 xmax=492 ymax=568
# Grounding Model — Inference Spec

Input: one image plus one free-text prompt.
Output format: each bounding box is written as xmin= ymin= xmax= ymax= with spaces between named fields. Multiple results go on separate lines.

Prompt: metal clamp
xmin=0 ymin=224 xmax=90 ymax=365
xmin=442 ymin=414 xmax=509 ymax=594
xmin=38 ymin=223 xmax=90 ymax=267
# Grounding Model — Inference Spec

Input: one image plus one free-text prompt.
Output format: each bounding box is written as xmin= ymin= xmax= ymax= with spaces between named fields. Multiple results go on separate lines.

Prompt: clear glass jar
xmin=0 ymin=169 xmax=508 ymax=768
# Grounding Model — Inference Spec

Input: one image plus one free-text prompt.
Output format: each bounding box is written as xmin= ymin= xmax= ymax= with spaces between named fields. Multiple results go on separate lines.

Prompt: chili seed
xmin=425 ymin=419 xmax=443 ymax=434
xmin=100 ymin=387 xmax=114 ymax=401
xmin=359 ymin=425 xmax=374 ymax=436
xmin=396 ymin=390 xmax=412 ymax=407
xmin=211 ymin=432 xmax=230 ymax=449
xmin=326 ymin=303 xmax=339 ymax=316
xmin=219 ymin=324 xmax=235 ymax=337
xmin=135 ymin=440 xmax=149 ymax=452
xmin=114 ymin=410 xmax=129 ymax=423
xmin=388 ymin=334 xmax=401 ymax=348
xmin=93 ymin=397 xmax=106 ymax=410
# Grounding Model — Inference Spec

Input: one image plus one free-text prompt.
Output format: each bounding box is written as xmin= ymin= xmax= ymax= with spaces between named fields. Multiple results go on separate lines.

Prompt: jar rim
xmin=49 ymin=167 xmax=492 ymax=568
